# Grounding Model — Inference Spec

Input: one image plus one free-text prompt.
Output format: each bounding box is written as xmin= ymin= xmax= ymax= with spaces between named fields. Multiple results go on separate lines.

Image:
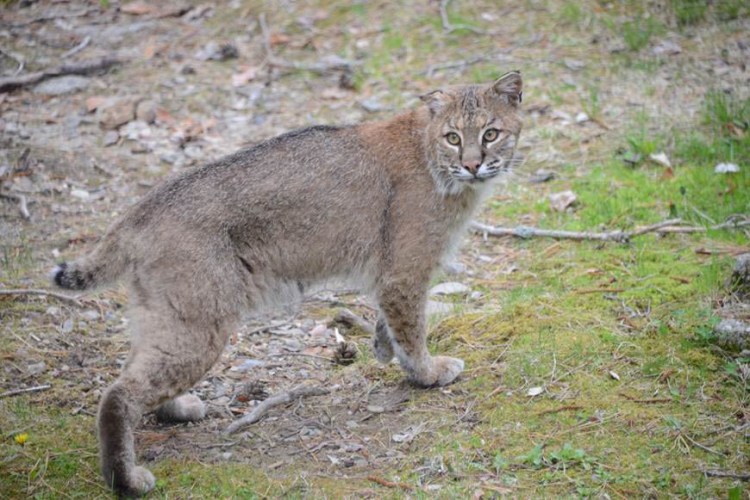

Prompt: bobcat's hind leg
xmin=155 ymin=393 xmax=206 ymax=423
xmin=372 ymin=314 xmax=395 ymax=363
xmin=98 ymin=308 xmax=231 ymax=496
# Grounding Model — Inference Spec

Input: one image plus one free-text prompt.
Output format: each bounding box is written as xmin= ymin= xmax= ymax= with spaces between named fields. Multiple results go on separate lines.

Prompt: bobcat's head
xmin=422 ymin=71 xmax=523 ymax=195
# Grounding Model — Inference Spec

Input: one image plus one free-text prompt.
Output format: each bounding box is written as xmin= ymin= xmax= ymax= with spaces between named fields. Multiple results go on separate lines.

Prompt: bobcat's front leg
xmin=378 ymin=284 xmax=463 ymax=386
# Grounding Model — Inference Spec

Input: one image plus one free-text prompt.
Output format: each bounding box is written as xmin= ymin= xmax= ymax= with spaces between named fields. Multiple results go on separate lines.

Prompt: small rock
xmin=528 ymin=169 xmax=555 ymax=184
xmin=715 ymin=162 xmax=740 ymax=173
xmin=135 ymin=100 xmax=157 ymax=124
xmin=652 ymin=40 xmax=682 ymax=56
xmin=359 ymin=97 xmax=385 ymax=113
xmin=649 ymin=152 xmax=672 ymax=168
xmin=103 ymin=130 xmax=119 ymax=147
xmin=70 ymin=188 xmax=90 ymax=200
xmin=429 ymin=282 xmax=470 ymax=296
xmin=575 ymin=112 xmax=589 ymax=124
xmin=33 ymin=75 xmax=89 ymax=95
xmin=221 ymin=452 xmax=233 ymax=460
xmin=470 ymin=291 xmax=483 ymax=300
xmin=426 ymin=300 xmax=454 ymax=317
xmin=98 ymin=99 xmax=135 ymax=130
xmin=366 ymin=404 xmax=385 ymax=413
xmin=230 ymin=358 xmax=265 ymax=373
xmin=549 ymin=190 xmax=577 ymax=212
xmin=61 ymin=318 xmax=74 ymax=333
xmin=443 ymin=261 xmax=467 ymax=275
xmin=81 ymin=309 xmax=100 ymax=321
xmin=527 ymin=386 xmax=544 ymax=397
xmin=714 ymin=319 xmax=750 ymax=351
xmin=27 ymin=361 xmax=46 ymax=376
xmin=728 ymin=253 xmax=750 ymax=297
xmin=195 ymin=41 xmax=239 ymax=61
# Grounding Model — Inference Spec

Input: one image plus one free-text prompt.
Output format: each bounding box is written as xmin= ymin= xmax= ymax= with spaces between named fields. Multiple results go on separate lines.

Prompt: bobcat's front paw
xmin=109 ymin=465 xmax=156 ymax=497
xmin=432 ymin=356 xmax=464 ymax=386
xmin=410 ymin=355 xmax=464 ymax=387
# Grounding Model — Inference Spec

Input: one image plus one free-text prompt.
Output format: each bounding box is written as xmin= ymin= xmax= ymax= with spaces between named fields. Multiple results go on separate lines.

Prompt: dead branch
xmin=0 ymin=56 xmax=123 ymax=94
xmin=61 ymin=36 xmax=91 ymax=59
xmin=536 ymin=404 xmax=583 ymax=416
xmin=258 ymin=13 xmax=357 ymax=76
xmin=0 ymin=191 xmax=30 ymax=219
xmin=0 ymin=48 xmax=24 ymax=76
xmin=703 ymin=469 xmax=750 ymax=481
xmin=421 ymin=56 xmax=489 ymax=77
xmin=224 ymin=385 xmax=329 ymax=434
xmin=0 ymin=289 xmax=83 ymax=307
xmin=333 ymin=309 xmax=375 ymax=336
xmin=439 ymin=0 xmax=488 ymax=35
xmin=471 ymin=217 xmax=750 ymax=244
xmin=367 ymin=475 xmax=414 ymax=491
xmin=0 ymin=384 xmax=51 ymax=398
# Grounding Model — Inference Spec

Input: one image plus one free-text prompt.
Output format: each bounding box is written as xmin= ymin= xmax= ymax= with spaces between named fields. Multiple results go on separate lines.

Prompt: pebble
xmin=103 ymin=130 xmax=120 ymax=147
xmin=34 ymin=75 xmax=90 ymax=95
xmin=429 ymin=282 xmax=470 ymax=296
xmin=27 ymin=361 xmax=47 ymax=376
xmin=61 ymin=318 xmax=74 ymax=333
xmin=70 ymin=188 xmax=90 ymax=200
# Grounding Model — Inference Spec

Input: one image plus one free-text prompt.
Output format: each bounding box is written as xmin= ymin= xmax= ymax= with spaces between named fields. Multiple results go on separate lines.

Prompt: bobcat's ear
xmin=420 ymin=89 xmax=451 ymax=116
xmin=492 ymin=70 xmax=523 ymax=106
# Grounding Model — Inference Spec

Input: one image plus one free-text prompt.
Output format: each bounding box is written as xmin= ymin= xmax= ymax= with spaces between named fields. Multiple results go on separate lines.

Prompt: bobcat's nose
xmin=463 ymin=160 xmax=481 ymax=175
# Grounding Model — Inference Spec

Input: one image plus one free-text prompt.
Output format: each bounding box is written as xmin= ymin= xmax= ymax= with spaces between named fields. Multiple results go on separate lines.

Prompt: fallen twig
xmin=702 ymin=469 xmax=750 ymax=481
xmin=0 ymin=56 xmax=123 ymax=94
xmin=367 ymin=475 xmax=414 ymax=491
xmin=439 ymin=0 xmax=488 ymax=34
xmin=0 ymin=384 xmax=52 ymax=398
xmin=0 ymin=48 xmax=24 ymax=76
xmin=421 ymin=56 xmax=489 ymax=77
xmin=619 ymin=393 xmax=672 ymax=404
xmin=258 ymin=13 xmax=356 ymax=77
xmin=224 ymin=385 xmax=329 ymax=434
xmin=471 ymin=217 xmax=750 ymax=243
xmin=682 ymin=433 xmax=723 ymax=456
xmin=537 ymin=404 xmax=583 ymax=416
xmin=61 ymin=36 xmax=91 ymax=59
xmin=333 ymin=309 xmax=375 ymax=336
xmin=0 ymin=289 xmax=82 ymax=307
xmin=0 ymin=191 xmax=30 ymax=219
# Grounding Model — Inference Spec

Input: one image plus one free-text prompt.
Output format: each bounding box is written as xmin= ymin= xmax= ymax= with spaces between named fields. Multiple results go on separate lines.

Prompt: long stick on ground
xmin=0 ymin=56 xmax=123 ymax=93
xmin=471 ymin=217 xmax=750 ymax=243
xmin=0 ymin=289 xmax=82 ymax=307
xmin=0 ymin=384 xmax=51 ymax=399
xmin=224 ymin=385 xmax=329 ymax=434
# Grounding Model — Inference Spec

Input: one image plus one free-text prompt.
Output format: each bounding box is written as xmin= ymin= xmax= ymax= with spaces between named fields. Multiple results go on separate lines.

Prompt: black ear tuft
xmin=492 ymin=70 xmax=523 ymax=106
xmin=53 ymin=262 xmax=68 ymax=288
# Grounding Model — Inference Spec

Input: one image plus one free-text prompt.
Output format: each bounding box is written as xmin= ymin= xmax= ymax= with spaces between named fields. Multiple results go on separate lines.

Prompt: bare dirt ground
xmin=1 ymin=0 xmax=749 ymax=497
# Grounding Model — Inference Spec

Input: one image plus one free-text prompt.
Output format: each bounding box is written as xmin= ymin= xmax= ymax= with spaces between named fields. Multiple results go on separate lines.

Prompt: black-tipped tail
xmin=52 ymin=262 xmax=93 ymax=290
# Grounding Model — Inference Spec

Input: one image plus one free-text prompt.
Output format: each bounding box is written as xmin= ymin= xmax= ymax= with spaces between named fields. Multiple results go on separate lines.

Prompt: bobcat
xmin=52 ymin=72 xmax=523 ymax=495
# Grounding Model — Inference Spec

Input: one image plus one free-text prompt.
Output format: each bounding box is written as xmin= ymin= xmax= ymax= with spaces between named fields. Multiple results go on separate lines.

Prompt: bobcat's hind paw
xmin=155 ymin=394 xmax=206 ymax=422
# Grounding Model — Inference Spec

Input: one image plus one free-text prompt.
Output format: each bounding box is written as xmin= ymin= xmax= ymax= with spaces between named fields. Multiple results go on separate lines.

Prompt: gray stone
xmin=429 ymin=282 xmax=470 ymax=296
xmin=34 ymin=75 xmax=89 ymax=95
xmin=715 ymin=319 xmax=750 ymax=351
xmin=135 ymin=100 xmax=157 ymax=124
xmin=27 ymin=361 xmax=47 ymax=376
xmin=103 ymin=130 xmax=120 ymax=147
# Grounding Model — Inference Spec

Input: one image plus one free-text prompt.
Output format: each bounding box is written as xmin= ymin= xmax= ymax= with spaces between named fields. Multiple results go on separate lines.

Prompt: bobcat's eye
xmin=445 ymin=132 xmax=461 ymax=146
xmin=483 ymin=128 xmax=500 ymax=143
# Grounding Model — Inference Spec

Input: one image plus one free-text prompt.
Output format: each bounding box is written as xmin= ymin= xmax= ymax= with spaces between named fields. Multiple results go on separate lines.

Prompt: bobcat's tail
xmin=51 ymin=232 xmax=129 ymax=291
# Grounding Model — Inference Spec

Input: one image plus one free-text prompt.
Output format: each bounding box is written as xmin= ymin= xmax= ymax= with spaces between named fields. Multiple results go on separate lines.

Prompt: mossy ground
xmin=1 ymin=0 xmax=749 ymax=498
